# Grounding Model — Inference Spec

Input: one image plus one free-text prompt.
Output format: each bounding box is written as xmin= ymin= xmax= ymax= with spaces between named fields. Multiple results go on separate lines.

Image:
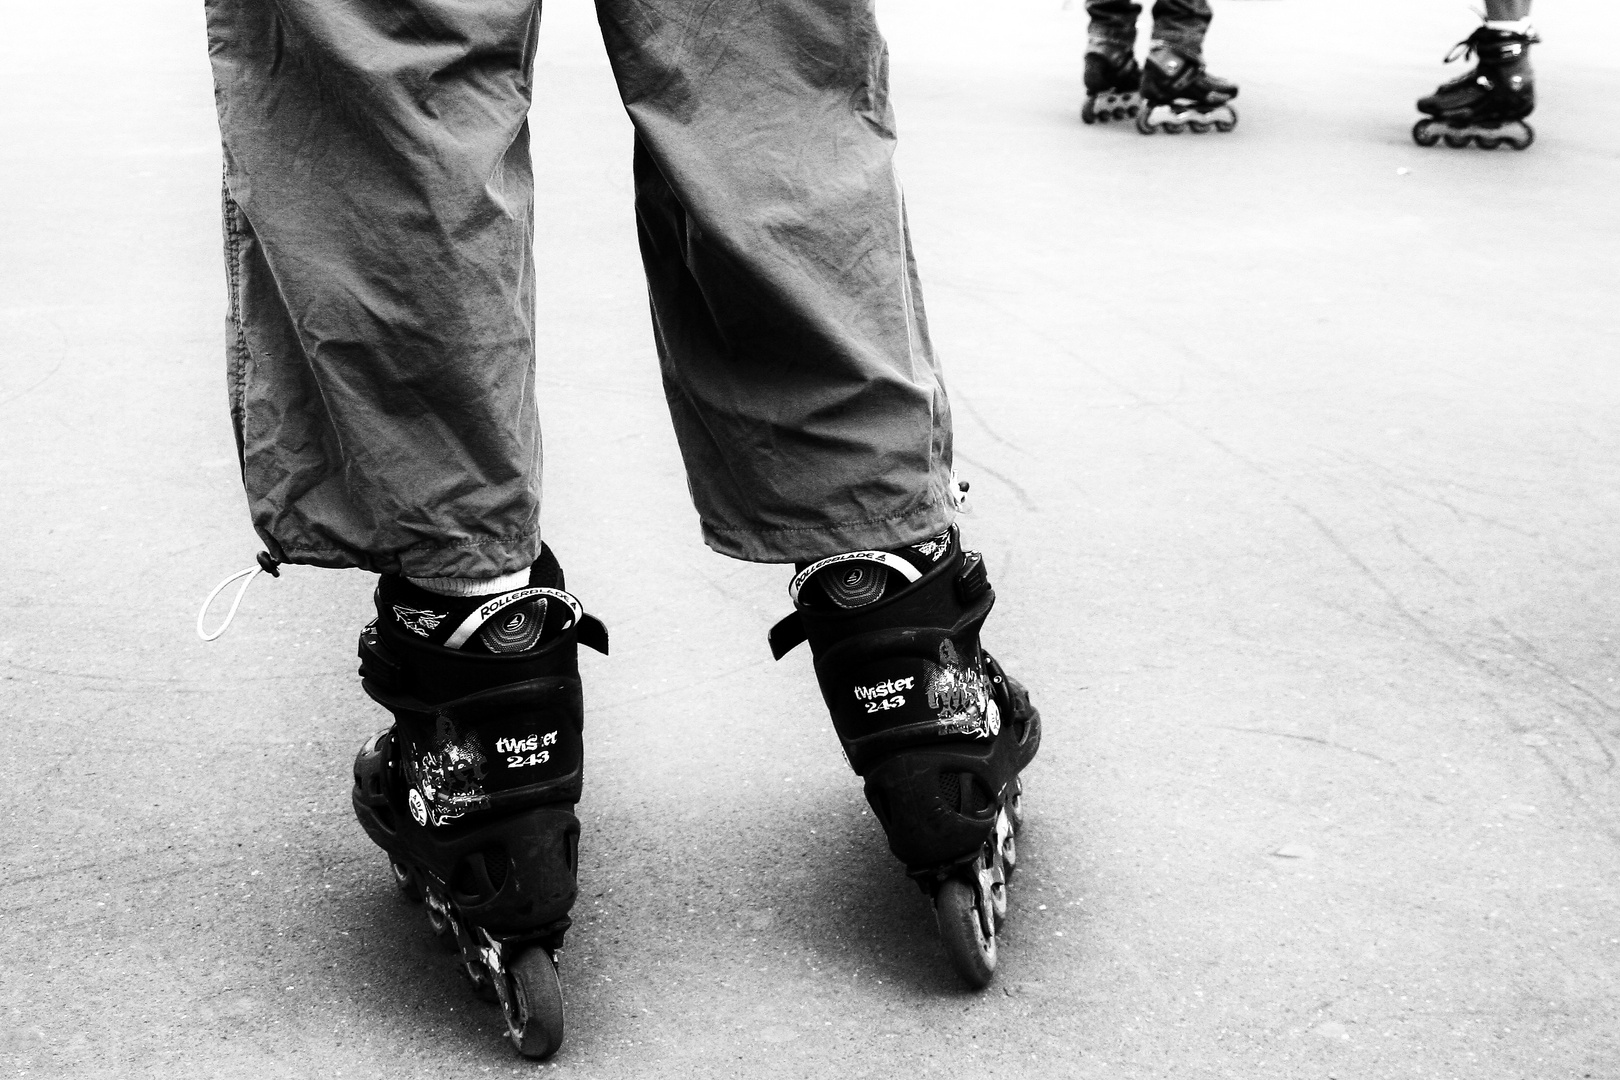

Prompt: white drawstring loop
xmin=197 ymin=552 xmax=282 ymax=641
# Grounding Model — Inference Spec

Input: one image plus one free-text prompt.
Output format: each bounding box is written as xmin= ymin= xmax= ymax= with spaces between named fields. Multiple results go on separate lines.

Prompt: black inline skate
xmin=1082 ymin=50 xmax=1143 ymax=125
xmin=350 ymin=546 xmax=608 ymax=1059
xmin=1413 ymin=24 xmax=1537 ymax=150
xmin=1136 ymin=42 xmax=1238 ymax=134
xmin=770 ymin=526 xmax=1041 ymax=988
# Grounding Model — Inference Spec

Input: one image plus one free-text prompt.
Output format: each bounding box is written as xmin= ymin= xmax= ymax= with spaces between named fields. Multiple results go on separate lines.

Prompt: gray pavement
xmin=3 ymin=0 xmax=1619 ymax=1076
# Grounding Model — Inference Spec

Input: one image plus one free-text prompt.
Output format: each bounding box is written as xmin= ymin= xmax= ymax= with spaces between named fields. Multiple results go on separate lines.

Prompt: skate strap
xmin=768 ymin=612 xmax=807 ymax=660
xmin=442 ymin=587 xmax=582 ymax=650
xmin=787 ymin=551 xmax=922 ymax=605
xmin=196 ymin=552 xmax=281 ymax=641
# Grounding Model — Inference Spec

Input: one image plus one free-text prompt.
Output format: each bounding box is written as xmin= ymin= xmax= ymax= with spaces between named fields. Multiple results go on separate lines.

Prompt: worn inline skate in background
xmin=1082 ymin=50 xmax=1143 ymax=125
xmin=770 ymin=525 xmax=1041 ymax=988
xmin=350 ymin=546 xmax=608 ymax=1059
xmin=1413 ymin=24 xmax=1537 ymax=150
xmin=1136 ymin=43 xmax=1238 ymax=134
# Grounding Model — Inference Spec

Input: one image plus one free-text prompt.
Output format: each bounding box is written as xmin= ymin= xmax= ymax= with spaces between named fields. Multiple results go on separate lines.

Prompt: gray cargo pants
xmin=1087 ymin=0 xmax=1213 ymax=61
xmin=205 ymin=0 xmax=957 ymax=579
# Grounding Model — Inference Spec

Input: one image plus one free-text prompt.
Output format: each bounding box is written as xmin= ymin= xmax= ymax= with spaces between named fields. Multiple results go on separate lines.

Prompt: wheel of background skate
xmin=1005 ymin=775 xmax=1024 ymax=834
xmin=501 ymin=947 xmax=565 ymax=1059
xmin=1443 ymin=132 xmax=1470 ymax=149
xmin=1509 ymin=123 xmax=1534 ymax=150
xmin=1411 ymin=120 xmax=1440 ymax=148
xmin=1081 ymin=99 xmax=1097 ymax=124
xmin=935 ymin=878 xmax=997 ymax=989
xmin=999 ymin=824 xmax=1018 ymax=879
xmin=390 ymin=860 xmax=423 ymax=901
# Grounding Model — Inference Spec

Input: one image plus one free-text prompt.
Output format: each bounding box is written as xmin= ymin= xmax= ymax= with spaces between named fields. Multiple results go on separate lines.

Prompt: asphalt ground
xmin=2 ymin=0 xmax=1618 ymax=1077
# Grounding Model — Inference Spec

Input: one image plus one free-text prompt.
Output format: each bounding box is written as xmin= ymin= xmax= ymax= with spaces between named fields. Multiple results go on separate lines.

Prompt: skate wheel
xmin=1476 ymin=134 xmax=1501 ymax=150
xmin=1135 ymin=111 xmax=1156 ymax=135
xmin=502 ymin=947 xmax=565 ymax=1060
xmin=1081 ymin=100 xmax=1097 ymax=125
xmin=1163 ymin=120 xmax=1186 ymax=135
xmin=1443 ymin=132 xmax=1470 ymax=149
xmin=935 ymin=878 xmax=997 ymax=989
xmin=1411 ymin=120 xmax=1440 ymax=148
xmin=1215 ymin=114 xmax=1237 ymax=133
xmin=1510 ymin=124 xmax=1534 ymax=150
xmin=1188 ymin=119 xmax=1211 ymax=134
xmin=390 ymin=860 xmax=423 ymax=902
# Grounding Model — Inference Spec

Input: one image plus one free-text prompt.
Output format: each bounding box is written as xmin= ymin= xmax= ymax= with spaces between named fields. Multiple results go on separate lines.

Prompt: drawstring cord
xmin=197 ymin=551 xmax=281 ymax=641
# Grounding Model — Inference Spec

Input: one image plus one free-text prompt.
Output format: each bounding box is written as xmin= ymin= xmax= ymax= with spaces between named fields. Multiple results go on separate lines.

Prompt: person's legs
xmin=205 ymin=0 xmax=543 ymax=581
xmin=596 ymin=0 xmax=1040 ymax=985
xmin=1086 ymin=0 xmax=1145 ymax=61
xmin=207 ymin=3 xmax=599 ymax=1056
xmin=1147 ymin=0 xmax=1212 ymax=61
xmin=596 ymin=0 xmax=956 ymax=564
xmin=1414 ymin=0 xmax=1536 ymax=145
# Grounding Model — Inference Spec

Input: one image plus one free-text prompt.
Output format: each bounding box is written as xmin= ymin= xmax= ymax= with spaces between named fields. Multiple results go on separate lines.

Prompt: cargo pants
xmin=204 ymin=0 xmax=957 ymax=579
xmin=1086 ymin=0 xmax=1214 ymax=61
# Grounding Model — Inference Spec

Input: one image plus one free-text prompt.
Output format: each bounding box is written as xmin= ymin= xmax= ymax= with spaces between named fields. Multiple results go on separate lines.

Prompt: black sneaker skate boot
xmin=769 ymin=526 xmax=1041 ymax=988
xmin=350 ymin=545 xmax=607 ymax=1059
xmin=1082 ymin=50 xmax=1143 ymax=124
xmin=1414 ymin=24 xmax=1537 ymax=150
xmin=1136 ymin=42 xmax=1238 ymax=134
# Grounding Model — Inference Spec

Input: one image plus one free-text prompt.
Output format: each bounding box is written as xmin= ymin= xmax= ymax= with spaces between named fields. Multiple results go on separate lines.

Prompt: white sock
xmin=1484 ymin=18 xmax=1532 ymax=34
xmin=407 ymin=568 xmax=530 ymax=597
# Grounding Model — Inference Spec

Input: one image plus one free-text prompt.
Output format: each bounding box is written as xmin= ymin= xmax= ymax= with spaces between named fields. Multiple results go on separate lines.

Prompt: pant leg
xmin=1150 ymin=0 xmax=1213 ymax=58
xmin=205 ymin=0 xmax=544 ymax=578
xmin=597 ymin=0 xmax=957 ymax=564
xmin=1086 ymin=0 xmax=1145 ymax=57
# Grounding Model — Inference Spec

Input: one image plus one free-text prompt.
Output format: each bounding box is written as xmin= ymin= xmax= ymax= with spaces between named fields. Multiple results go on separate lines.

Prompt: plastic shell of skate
xmin=350 ymin=592 xmax=608 ymax=1060
xmin=770 ymin=539 xmax=1042 ymax=989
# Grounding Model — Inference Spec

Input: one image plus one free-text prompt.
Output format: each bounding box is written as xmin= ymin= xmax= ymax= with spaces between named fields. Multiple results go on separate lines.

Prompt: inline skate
xmin=1413 ymin=24 xmax=1537 ymax=150
xmin=1136 ymin=43 xmax=1238 ymax=134
xmin=1082 ymin=50 xmax=1143 ymax=125
xmin=770 ymin=526 xmax=1041 ymax=988
xmin=350 ymin=546 xmax=608 ymax=1059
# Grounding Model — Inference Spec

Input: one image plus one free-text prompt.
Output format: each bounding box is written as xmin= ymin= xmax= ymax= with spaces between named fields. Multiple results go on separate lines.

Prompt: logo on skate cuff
xmin=394 ymin=605 xmax=448 ymax=637
xmin=407 ymin=787 xmax=429 ymax=826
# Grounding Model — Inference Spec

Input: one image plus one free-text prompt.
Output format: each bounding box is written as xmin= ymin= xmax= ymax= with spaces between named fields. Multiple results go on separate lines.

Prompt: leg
xmin=1413 ymin=0 xmax=1537 ymax=149
xmin=1147 ymin=0 xmax=1211 ymax=61
xmin=205 ymin=0 xmax=543 ymax=580
xmin=1086 ymin=0 xmax=1144 ymax=61
xmin=206 ymin=1 xmax=597 ymax=1057
xmin=1081 ymin=0 xmax=1146 ymax=124
xmin=595 ymin=0 xmax=1041 ymax=986
xmin=597 ymin=0 xmax=956 ymax=563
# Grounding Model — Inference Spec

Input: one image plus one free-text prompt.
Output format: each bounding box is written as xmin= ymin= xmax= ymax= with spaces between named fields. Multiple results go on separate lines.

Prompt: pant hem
xmin=265 ymin=531 xmax=542 ymax=579
xmin=699 ymin=500 xmax=958 ymax=564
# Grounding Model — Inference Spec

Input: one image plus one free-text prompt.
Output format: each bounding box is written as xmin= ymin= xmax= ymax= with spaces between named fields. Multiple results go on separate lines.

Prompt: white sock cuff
xmin=1484 ymin=18 xmax=1533 ymax=34
xmin=407 ymin=568 xmax=531 ymax=597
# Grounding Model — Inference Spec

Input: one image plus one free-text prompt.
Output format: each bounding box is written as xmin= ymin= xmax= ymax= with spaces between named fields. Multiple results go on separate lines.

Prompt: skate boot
xmin=1082 ymin=50 xmax=1143 ymax=125
xmin=769 ymin=526 xmax=1041 ymax=988
xmin=350 ymin=546 xmax=608 ymax=1059
xmin=1136 ymin=42 xmax=1238 ymax=134
xmin=1413 ymin=24 xmax=1537 ymax=150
